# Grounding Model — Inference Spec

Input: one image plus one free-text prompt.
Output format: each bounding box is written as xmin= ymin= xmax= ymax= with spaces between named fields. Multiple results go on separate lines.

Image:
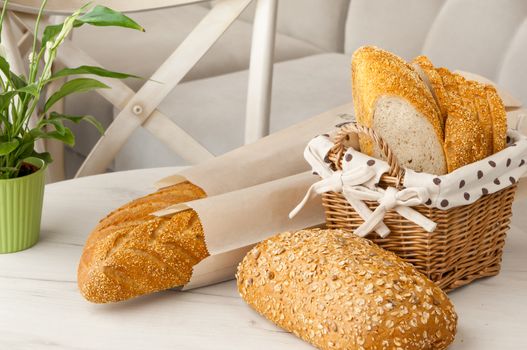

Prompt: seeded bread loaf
xmin=436 ymin=67 xmax=488 ymax=171
xmin=78 ymin=181 xmax=208 ymax=303
xmin=411 ymin=54 xmax=507 ymax=172
xmin=352 ymin=46 xmax=447 ymax=175
xmin=237 ymin=229 xmax=457 ymax=350
xmin=412 ymin=55 xmax=449 ymax=127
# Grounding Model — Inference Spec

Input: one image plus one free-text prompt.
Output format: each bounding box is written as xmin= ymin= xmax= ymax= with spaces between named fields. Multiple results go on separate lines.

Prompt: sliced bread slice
xmin=485 ymin=85 xmax=507 ymax=153
xmin=437 ymin=68 xmax=487 ymax=171
xmin=465 ymin=80 xmax=494 ymax=156
xmin=412 ymin=55 xmax=449 ymax=128
xmin=351 ymin=46 xmax=446 ymax=175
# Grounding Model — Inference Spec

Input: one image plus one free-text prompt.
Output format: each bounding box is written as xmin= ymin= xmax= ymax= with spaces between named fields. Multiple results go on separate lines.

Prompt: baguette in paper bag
xmin=78 ymin=172 xmax=324 ymax=303
xmin=80 ymin=104 xmax=354 ymax=252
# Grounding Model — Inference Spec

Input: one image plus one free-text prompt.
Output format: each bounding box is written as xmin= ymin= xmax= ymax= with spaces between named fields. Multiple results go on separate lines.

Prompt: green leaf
xmin=78 ymin=5 xmax=144 ymax=32
xmin=44 ymin=78 xmax=109 ymax=112
xmin=0 ymin=57 xmax=28 ymax=89
xmin=51 ymin=65 xmax=141 ymax=80
xmin=32 ymin=127 xmax=75 ymax=146
xmin=46 ymin=127 xmax=75 ymax=146
xmin=0 ymin=91 xmax=17 ymax=111
xmin=15 ymin=133 xmax=36 ymax=160
xmin=0 ymin=139 xmax=19 ymax=156
xmin=16 ymin=83 xmax=39 ymax=97
xmin=0 ymin=56 xmax=11 ymax=77
xmin=29 ymin=150 xmax=53 ymax=164
xmin=41 ymin=5 xmax=144 ymax=48
xmin=41 ymin=21 xmax=82 ymax=48
xmin=49 ymin=112 xmax=104 ymax=135
xmin=11 ymin=73 xmax=28 ymax=90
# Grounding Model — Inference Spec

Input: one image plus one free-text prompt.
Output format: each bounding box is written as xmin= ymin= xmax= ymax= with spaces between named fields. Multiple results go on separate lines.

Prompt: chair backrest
xmin=235 ymin=0 xmax=351 ymax=52
xmin=344 ymin=0 xmax=527 ymax=104
xmin=5 ymin=0 xmax=206 ymax=14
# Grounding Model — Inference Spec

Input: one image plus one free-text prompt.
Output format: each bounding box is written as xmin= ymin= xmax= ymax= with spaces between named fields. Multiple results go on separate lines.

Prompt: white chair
xmin=4 ymin=0 xmax=278 ymax=180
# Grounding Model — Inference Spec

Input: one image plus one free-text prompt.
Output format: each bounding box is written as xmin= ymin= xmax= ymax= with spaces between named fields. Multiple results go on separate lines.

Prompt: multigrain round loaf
xmin=78 ymin=181 xmax=209 ymax=303
xmin=237 ymin=229 xmax=457 ymax=350
xmin=351 ymin=46 xmax=447 ymax=175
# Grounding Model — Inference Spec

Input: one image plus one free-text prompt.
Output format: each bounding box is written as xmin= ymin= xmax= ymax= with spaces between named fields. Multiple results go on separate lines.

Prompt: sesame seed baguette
xmin=94 ymin=181 xmax=206 ymax=232
xmin=237 ymin=229 xmax=457 ymax=350
xmin=352 ymin=46 xmax=447 ymax=175
xmin=78 ymin=209 xmax=209 ymax=303
xmin=78 ymin=181 xmax=208 ymax=303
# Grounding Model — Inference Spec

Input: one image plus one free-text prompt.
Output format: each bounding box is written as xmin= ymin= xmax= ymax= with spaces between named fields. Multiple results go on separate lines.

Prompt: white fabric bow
xmin=290 ymin=167 xmax=437 ymax=237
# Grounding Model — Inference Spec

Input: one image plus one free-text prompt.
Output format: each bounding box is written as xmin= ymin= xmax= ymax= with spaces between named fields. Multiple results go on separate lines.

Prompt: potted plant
xmin=0 ymin=0 xmax=143 ymax=253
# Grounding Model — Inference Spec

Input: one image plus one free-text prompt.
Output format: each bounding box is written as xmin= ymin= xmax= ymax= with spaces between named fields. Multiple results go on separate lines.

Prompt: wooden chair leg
xmin=76 ymin=0 xmax=252 ymax=177
xmin=244 ymin=0 xmax=277 ymax=144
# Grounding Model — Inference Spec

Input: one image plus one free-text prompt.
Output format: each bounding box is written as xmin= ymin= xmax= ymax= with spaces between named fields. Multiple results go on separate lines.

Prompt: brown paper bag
xmin=154 ymin=103 xmax=355 ymax=195
xmin=154 ymin=172 xmax=324 ymax=289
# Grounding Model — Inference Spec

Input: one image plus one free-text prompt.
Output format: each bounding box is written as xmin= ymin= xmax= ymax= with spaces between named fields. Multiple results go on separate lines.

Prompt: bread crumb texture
xmin=351 ymin=46 xmax=444 ymax=160
xmin=78 ymin=182 xmax=209 ymax=303
xmin=237 ymin=229 xmax=457 ymax=350
xmin=351 ymin=46 xmax=507 ymax=174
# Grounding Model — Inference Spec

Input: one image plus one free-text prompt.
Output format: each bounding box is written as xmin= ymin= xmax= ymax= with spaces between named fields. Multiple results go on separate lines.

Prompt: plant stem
xmin=0 ymin=0 xmax=10 ymax=41
xmin=29 ymin=0 xmax=49 ymax=83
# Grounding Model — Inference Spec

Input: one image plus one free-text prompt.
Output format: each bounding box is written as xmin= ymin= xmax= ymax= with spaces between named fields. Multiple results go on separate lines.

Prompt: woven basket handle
xmin=329 ymin=122 xmax=403 ymax=179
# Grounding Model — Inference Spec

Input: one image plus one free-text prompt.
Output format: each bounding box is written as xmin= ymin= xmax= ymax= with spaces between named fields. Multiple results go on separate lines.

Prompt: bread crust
xmin=437 ymin=68 xmax=487 ymax=171
xmin=465 ymin=80 xmax=494 ymax=156
xmin=78 ymin=210 xmax=209 ymax=303
xmin=237 ymin=229 xmax=457 ymax=350
xmin=78 ymin=181 xmax=208 ymax=303
xmin=485 ymin=85 xmax=507 ymax=152
xmin=351 ymin=46 xmax=444 ymax=157
xmin=412 ymin=55 xmax=449 ymax=128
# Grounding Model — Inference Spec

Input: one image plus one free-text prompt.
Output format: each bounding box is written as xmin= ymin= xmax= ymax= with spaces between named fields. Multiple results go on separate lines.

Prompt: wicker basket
xmin=323 ymin=122 xmax=517 ymax=291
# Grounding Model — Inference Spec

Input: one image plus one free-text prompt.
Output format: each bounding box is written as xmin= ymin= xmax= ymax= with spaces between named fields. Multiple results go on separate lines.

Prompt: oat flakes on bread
xmin=237 ymin=229 xmax=457 ymax=350
xmin=351 ymin=46 xmax=447 ymax=175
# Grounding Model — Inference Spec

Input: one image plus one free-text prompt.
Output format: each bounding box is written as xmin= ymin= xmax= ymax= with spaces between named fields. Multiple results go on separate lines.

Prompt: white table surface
xmin=0 ymin=167 xmax=526 ymax=350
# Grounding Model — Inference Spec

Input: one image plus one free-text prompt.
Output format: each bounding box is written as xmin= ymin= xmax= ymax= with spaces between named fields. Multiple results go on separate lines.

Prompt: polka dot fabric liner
xmin=306 ymin=129 xmax=527 ymax=211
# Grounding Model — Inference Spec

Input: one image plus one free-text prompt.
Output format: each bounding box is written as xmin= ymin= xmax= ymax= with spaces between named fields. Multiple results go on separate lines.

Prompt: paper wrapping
xmin=154 ymin=172 xmax=325 ymax=290
xmin=154 ymin=103 xmax=354 ymax=195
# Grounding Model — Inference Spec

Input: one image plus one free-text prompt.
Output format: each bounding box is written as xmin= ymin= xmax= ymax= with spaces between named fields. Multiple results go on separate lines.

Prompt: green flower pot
xmin=0 ymin=158 xmax=46 ymax=253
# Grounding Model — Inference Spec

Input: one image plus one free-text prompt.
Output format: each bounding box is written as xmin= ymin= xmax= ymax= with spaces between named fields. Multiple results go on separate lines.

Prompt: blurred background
xmin=40 ymin=0 xmax=527 ymax=179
